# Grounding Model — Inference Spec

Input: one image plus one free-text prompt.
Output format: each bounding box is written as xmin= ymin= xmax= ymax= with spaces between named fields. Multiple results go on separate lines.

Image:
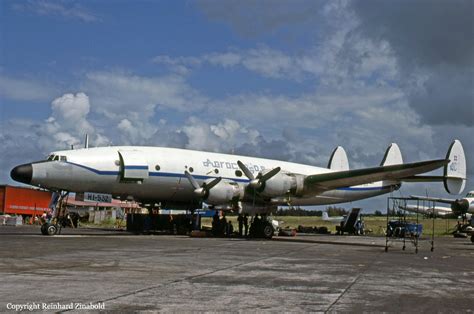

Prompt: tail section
xmin=399 ymin=139 xmax=466 ymax=195
xmin=444 ymin=139 xmax=466 ymax=194
xmin=322 ymin=212 xmax=329 ymax=220
xmin=328 ymin=146 xmax=349 ymax=171
xmin=380 ymin=143 xmax=403 ymax=166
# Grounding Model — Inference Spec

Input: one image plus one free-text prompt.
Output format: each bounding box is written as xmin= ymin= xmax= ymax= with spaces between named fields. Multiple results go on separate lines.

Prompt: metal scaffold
xmin=385 ymin=197 xmax=436 ymax=254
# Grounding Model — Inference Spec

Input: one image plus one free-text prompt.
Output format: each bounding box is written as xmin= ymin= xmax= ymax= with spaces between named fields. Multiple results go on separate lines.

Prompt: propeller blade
xmin=205 ymin=176 xmax=222 ymax=190
xmin=261 ymin=167 xmax=281 ymax=181
xmin=237 ymin=160 xmax=255 ymax=180
xmin=184 ymin=171 xmax=200 ymax=189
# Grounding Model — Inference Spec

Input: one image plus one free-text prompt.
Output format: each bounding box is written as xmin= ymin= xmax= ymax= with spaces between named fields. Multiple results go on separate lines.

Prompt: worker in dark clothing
xmin=243 ymin=214 xmax=249 ymax=237
xmin=221 ymin=214 xmax=227 ymax=236
xmin=227 ymin=221 xmax=234 ymax=237
xmin=238 ymin=214 xmax=244 ymax=237
xmin=212 ymin=212 xmax=219 ymax=236
xmin=250 ymin=215 xmax=261 ymax=237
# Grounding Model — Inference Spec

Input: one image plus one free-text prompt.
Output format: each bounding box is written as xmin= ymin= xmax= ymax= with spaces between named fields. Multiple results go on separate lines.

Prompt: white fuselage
xmin=28 ymin=146 xmax=399 ymax=210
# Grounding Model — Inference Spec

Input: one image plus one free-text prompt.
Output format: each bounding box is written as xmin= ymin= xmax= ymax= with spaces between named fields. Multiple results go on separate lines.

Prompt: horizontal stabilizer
xmin=327 ymin=146 xmax=349 ymax=171
xmin=305 ymin=159 xmax=448 ymax=192
xmin=409 ymin=195 xmax=454 ymax=204
xmin=380 ymin=143 xmax=403 ymax=166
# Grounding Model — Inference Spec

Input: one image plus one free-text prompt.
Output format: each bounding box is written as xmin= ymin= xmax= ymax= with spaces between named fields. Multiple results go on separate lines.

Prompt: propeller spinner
xmin=184 ymin=171 xmax=222 ymax=199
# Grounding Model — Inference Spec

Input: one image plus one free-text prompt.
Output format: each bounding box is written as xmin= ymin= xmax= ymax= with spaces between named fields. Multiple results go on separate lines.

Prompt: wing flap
xmin=304 ymin=159 xmax=448 ymax=192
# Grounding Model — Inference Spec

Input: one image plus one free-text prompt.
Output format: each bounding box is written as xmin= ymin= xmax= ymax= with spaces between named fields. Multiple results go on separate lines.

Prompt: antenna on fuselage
xmin=84 ymin=134 xmax=89 ymax=149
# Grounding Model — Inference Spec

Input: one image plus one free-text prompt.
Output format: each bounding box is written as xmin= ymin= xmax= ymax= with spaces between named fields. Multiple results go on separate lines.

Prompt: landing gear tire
xmin=41 ymin=223 xmax=58 ymax=236
xmin=262 ymin=223 xmax=274 ymax=239
xmin=41 ymin=223 xmax=48 ymax=235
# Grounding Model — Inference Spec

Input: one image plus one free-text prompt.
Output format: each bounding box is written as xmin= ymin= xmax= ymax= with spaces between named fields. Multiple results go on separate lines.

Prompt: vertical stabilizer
xmin=380 ymin=143 xmax=403 ymax=166
xmin=444 ymin=139 xmax=466 ymax=194
xmin=327 ymin=146 xmax=349 ymax=171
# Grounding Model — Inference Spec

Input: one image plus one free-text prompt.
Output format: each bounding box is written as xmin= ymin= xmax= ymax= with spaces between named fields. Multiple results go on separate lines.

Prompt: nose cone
xmin=10 ymin=163 xmax=33 ymax=184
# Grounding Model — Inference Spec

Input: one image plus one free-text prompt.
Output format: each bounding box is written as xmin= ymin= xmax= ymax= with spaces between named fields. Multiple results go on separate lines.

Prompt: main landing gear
xmin=249 ymin=214 xmax=275 ymax=239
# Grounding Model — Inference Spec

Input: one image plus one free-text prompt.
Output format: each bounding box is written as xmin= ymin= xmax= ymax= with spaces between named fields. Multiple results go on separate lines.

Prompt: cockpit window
xmin=467 ymin=192 xmax=474 ymax=198
xmin=47 ymin=154 xmax=67 ymax=161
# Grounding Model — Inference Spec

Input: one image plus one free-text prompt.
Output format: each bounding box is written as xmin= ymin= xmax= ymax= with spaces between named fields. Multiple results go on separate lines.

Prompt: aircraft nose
xmin=10 ymin=163 xmax=33 ymax=184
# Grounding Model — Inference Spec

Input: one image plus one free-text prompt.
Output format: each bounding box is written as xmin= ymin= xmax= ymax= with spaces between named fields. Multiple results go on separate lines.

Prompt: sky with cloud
xmin=0 ymin=0 xmax=472 ymax=211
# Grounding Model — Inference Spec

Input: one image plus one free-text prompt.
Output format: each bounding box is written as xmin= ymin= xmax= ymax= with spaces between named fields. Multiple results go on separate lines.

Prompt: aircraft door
xmin=118 ymin=150 xmax=149 ymax=181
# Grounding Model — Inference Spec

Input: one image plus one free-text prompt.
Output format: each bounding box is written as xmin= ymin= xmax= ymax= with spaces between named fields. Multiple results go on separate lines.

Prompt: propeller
xmin=184 ymin=171 xmax=222 ymax=199
xmin=237 ymin=160 xmax=281 ymax=189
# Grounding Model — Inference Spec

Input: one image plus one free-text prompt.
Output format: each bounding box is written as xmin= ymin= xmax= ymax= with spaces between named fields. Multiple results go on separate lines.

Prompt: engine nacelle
xmin=259 ymin=171 xmax=304 ymax=197
xmin=205 ymin=179 xmax=244 ymax=205
xmin=451 ymin=199 xmax=470 ymax=215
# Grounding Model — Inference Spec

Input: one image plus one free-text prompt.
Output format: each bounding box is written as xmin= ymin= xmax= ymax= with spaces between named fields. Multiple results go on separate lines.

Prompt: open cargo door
xmin=118 ymin=150 xmax=149 ymax=181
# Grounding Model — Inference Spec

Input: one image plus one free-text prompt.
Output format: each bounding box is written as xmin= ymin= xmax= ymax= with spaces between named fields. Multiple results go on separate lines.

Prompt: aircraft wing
xmin=304 ymin=159 xmax=448 ymax=193
xmin=409 ymin=195 xmax=455 ymax=204
xmin=400 ymin=204 xmax=452 ymax=216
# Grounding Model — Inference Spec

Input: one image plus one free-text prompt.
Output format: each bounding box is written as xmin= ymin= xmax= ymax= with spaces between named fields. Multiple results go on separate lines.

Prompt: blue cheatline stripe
xmin=66 ymin=161 xmax=250 ymax=183
xmin=124 ymin=165 xmax=148 ymax=170
xmin=149 ymin=171 xmax=250 ymax=183
xmin=66 ymin=161 xmax=394 ymax=190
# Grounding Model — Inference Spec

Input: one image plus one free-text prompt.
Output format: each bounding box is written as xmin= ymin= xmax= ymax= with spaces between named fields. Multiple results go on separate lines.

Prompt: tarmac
xmin=1 ymin=225 xmax=473 ymax=313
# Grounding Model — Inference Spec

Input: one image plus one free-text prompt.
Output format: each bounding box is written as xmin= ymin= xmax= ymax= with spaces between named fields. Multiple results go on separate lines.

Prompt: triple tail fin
xmin=328 ymin=146 xmax=349 ymax=171
xmin=380 ymin=143 xmax=403 ymax=166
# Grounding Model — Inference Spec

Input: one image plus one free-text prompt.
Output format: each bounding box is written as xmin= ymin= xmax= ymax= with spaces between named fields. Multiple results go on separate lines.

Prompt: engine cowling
xmin=258 ymin=171 xmax=304 ymax=197
xmin=451 ymin=199 xmax=470 ymax=215
xmin=205 ymin=179 xmax=244 ymax=205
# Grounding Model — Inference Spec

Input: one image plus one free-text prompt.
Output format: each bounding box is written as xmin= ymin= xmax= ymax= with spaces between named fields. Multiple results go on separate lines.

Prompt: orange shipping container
xmin=0 ymin=185 xmax=52 ymax=216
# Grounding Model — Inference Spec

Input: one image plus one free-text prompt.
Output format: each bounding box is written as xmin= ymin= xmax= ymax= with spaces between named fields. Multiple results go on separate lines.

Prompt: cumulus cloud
xmin=84 ymin=71 xmax=207 ymax=117
xmin=181 ymin=117 xmax=260 ymax=153
xmin=37 ymin=92 xmax=110 ymax=150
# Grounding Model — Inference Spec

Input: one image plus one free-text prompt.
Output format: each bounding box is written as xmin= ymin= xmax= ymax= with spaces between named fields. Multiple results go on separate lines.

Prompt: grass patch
xmin=203 ymin=215 xmax=459 ymax=237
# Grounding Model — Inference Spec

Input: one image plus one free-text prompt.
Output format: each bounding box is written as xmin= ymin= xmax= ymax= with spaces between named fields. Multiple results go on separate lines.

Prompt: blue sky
xmin=1 ymin=0 xmax=472 ymax=212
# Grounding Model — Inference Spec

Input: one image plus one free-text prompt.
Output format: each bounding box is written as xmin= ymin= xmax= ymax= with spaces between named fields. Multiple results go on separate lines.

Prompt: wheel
xmin=41 ymin=223 xmax=49 ymax=235
xmin=46 ymin=224 xmax=58 ymax=236
xmin=471 ymin=235 xmax=474 ymax=243
xmin=262 ymin=223 xmax=274 ymax=239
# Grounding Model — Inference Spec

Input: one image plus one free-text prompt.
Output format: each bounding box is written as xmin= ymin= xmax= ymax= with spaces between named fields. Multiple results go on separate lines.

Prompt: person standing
xmin=237 ymin=214 xmax=244 ymax=237
xmin=243 ymin=214 xmax=249 ymax=237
